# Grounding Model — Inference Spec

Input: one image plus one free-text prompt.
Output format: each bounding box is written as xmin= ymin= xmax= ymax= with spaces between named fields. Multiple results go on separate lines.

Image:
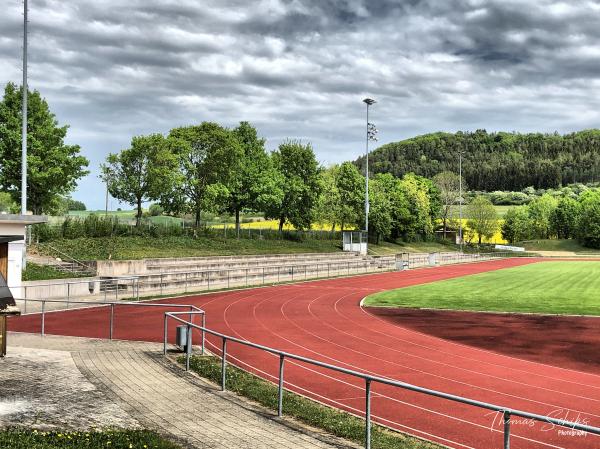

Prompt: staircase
xmin=28 ymin=245 xmax=97 ymax=277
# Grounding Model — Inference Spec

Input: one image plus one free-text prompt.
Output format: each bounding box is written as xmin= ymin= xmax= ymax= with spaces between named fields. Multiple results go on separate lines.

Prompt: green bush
xmin=149 ymin=204 xmax=164 ymax=216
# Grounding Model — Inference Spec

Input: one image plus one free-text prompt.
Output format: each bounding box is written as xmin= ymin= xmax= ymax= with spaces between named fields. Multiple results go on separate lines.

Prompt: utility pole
xmin=21 ymin=0 xmax=28 ymax=215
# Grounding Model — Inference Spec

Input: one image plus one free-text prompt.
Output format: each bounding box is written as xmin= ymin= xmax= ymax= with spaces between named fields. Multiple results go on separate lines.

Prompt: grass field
xmin=364 ymin=261 xmax=600 ymax=315
xmin=520 ymin=239 xmax=600 ymax=253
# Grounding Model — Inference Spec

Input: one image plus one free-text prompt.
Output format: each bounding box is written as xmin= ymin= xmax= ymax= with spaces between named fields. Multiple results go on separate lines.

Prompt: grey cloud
xmin=1 ymin=0 xmax=600 ymax=208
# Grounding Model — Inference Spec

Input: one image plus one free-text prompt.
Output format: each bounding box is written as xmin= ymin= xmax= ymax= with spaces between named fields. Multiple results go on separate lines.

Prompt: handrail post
xmin=185 ymin=323 xmax=192 ymax=371
xmin=109 ymin=304 xmax=114 ymax=340
xmin=201 ymin=313 xmax=206 ymax=355
xmin=365 ymin=379 xmax=372 ymax=449
xmin=245 ymin=269 xmax=248 ymax=287
xmin=278 ymin=354 xmax=285 ymax=417
xmin=67 ymin=283 xmax=70 ymax=308
xmin=163 ymin=314 xmax=168 ymax=355
xmin=503 ymin=410 xmax=511 ymax=449
xmin=227 ymin=269 xmax=230 ymax=289
xmin=221 ymin=337 xmax=227 ymax=391
xmin=262 ymin=267 xmax=265 ymax=285
xmin=41 ymin=300 xmax=46 ymax=336
xmin=208 ymin=270 xmax=211 ymax=291
xmin=160 ymin=273 xmax=163 ymax=295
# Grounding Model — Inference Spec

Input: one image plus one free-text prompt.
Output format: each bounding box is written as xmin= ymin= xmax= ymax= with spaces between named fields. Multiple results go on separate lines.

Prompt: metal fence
xmin=15 ymin=258 xmax=397 ymax=304
xmin=164 ymin=309 xmax=600 ymax=449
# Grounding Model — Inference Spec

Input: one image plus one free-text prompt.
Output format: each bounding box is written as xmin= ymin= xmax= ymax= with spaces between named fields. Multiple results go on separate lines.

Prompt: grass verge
xmin=364 ymin=261 xmax=600 ymax=315
xmin=180 ymin=355 xmax=439 ymax=449
xmin=34 ymin=237 xmax=343 ymax=260
xmin=0 ymin=428 xmax=181 ymax=449
xmin=22 ymin=262 xmax=90 ymax=281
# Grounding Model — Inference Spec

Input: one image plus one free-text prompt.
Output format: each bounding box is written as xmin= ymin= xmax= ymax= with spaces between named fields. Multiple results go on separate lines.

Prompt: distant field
xmin=520 ymin=239 xmax=600 ymax=253
xmin=364 ymin=261 xmax=600 ymax=315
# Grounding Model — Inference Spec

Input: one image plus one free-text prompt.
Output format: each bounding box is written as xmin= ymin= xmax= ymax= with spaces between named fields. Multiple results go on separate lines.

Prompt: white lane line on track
xmin=274 ymin=290 xmax=600 ymax=417
xmin=219 ymin=289 xmax=575 ymax=449
xmin=310 ymin=296 xmax=600 ymax=406
xmin=358 ymin=305 xmax=600 ymax=386
xmin=204 ymin=338 xmax=565 ymax=449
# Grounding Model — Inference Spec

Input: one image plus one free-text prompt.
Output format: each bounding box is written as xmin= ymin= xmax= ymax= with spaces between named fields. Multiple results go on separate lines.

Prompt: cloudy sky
xmin=2 ymin=0 xmax=600 ymax=210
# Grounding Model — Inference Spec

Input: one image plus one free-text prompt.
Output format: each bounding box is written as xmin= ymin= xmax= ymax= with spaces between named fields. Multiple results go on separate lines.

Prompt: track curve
xmin=10 ymin=258 xmax=600 ymax=449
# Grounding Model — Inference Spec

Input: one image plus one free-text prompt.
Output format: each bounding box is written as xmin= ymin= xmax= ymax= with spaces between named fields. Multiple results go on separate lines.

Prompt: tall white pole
xmin=458 ymin=150 xmax=463 ymax=252
xmin=365 ymin=103 xmax=369 ymax=235
xmin=21 ymin=0 xmax=28 ymax=215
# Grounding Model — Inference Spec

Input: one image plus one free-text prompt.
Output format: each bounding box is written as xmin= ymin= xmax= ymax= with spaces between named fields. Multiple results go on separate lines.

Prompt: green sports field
xmin=364 ymin=261 xmax=600 ymax=315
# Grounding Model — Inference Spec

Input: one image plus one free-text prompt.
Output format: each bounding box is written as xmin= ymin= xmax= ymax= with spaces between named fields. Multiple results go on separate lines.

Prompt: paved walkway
xmin=3 ymin=333 xmax=355 ymax=449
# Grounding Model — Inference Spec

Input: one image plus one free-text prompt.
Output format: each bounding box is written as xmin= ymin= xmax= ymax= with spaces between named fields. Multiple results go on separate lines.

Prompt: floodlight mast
xmin=363 ymin=98 xmax=376 ymax=237
xmin=21 ymin=0 xmax=28 ymax=214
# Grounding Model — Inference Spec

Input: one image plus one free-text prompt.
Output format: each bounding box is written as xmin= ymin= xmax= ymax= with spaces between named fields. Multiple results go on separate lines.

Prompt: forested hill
xmin=354 ymin=129 xmax=600 ymax=191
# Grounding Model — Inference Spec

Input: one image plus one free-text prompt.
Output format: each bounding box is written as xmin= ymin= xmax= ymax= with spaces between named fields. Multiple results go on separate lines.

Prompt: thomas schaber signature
xmin=486 ymin=409 xmax=590 ymax=437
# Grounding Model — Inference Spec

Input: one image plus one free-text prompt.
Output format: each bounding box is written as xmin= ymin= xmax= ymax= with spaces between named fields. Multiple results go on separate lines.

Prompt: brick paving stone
xmin=4 ymin=333 xmax=357 ymax=449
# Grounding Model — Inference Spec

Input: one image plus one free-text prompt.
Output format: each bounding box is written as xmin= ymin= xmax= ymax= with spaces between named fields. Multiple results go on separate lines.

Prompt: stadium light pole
xmin=363 ymin=98 xmax=377 ymax=239
xmin=21 ymin=0 xmax=28 ymax=215
xmin=458 ymin=148 xmax=463 ymax=252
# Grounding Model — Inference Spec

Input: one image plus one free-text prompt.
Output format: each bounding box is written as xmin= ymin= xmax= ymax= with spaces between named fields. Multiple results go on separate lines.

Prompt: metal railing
xmin=14 ymin=277 xmax=141 ymax=312
xmin=15 ymin=258 xmax=397 ymax=302
xmin=164 ymin=310 xmax=600 ymax=449
xmin=19 ymin=298 xmax=203 ymax=341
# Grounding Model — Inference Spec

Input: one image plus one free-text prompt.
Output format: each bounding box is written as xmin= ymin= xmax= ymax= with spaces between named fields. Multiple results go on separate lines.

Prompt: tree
xmin=527 ymin=194 xmax=558 ymax=239
xmin=433 ymin=171 xmax=464 ymax=238
xmin=501 ymin=207 xmax=531 ymax=244
xmin=0 ymin=192 xmax=17 ymax=213
xmin=335 ymin=162 xmax=364 ymax=230
xmin=550 ymin=197 xmax=580 ymax=239
xmin=165 ymin=122 xmax=243 ymax=226
xmin=265 ymin=141 xmax=321 ymax=231
xmin=577 ymin=190 xmax=600 ymax=248
xmin=466 ymin=196 xmax=498 ymax=244
xmin=0 ymin=83 xmax=89 ymax=214
xmin=102 ymin=134 xmax=179 ymax=226
xmin=149 ymin=203 xmax=164 ymax=216
xmin=226 ymin=122 xmax=283 ymax=237
xmin=368 ymin=175 xmax=393 ymax=243
xmin=66 ymin=198 xmax=86 ymax=211
xmin=398 ymin=173 xmax=434 ymax=239
xmin=314 ymin=166 xmax=340 ymax=232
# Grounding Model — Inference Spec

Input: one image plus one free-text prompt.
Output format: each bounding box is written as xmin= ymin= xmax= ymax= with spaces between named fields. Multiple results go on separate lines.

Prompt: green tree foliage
xmin=103 ymin=134 xmax=179 ymax=226
xmin=550 ymin=197 xmax=581 ymax=239
xmin=0 ymin=83 xmax=89 ymax=214
xmin=165 ymin=122 xmax=243 ymax=226
xmin=367 ymin=175 xmax=394 ymax=243
xmin=314 ymin=162 xmax=364 ymax=231
xmin=149 ymin=203 xmax=164 ymax=216
xmin=356 ymin=129 xmax=600 ymax=192
xmin=501 ymin=207 xmax=531 ymax=244
xmin=577 ymin=190 xmax=600 ymax=248
xmin=0 ymin=192 xmax=18 ymax=213
xmin=265 ymin=141 xmax=321 ymax=231
xmin=433 ymin=171 xmax=464 ymax=238
xmin=527 ymin=194 xmax=559 ymax=239
xmin=226 ymin=122 xmax=283 ymax=237
xmin=398 ymin=174 xmax=436 ymax=239
xmin=466 ymin=196 xmax=498 ymax=244
xmin=336 ymin=162 xmax=364 ymax=230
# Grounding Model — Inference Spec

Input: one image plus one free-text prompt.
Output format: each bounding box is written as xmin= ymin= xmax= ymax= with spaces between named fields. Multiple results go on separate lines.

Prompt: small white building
xmin=0 ymin=214 xmax=47 ymax=356
xmin=0 ymin=214 xmax=47 ymax=297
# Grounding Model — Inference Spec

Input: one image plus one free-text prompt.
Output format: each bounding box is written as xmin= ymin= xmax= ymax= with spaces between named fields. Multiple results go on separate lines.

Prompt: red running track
xmin=9 ymin=258 xmax=600 ymax=449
